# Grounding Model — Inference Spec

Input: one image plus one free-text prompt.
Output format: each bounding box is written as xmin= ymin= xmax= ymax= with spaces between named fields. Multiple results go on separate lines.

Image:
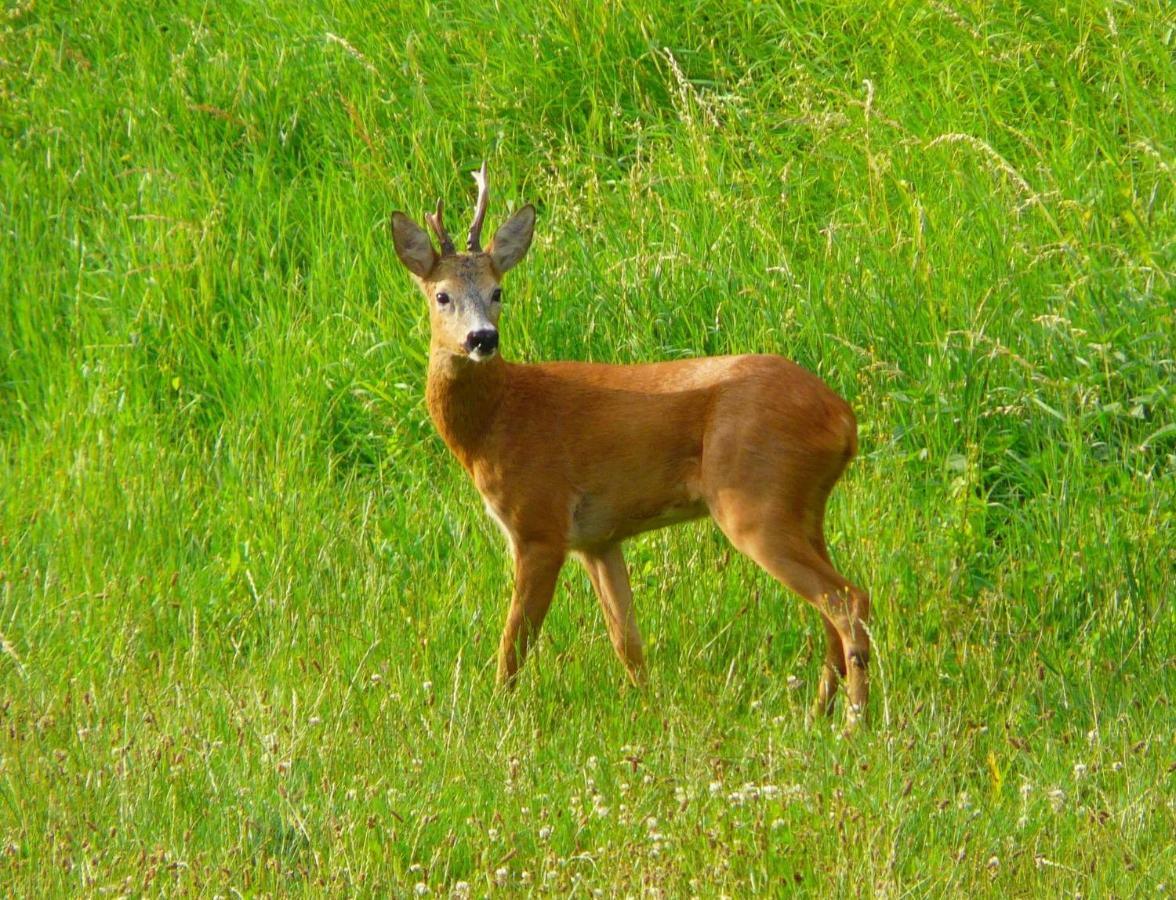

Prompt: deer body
xmin=428 ymin=353 xmax=854 ymax=550
xmin=393 ymin=167 xmax=871 ymax=726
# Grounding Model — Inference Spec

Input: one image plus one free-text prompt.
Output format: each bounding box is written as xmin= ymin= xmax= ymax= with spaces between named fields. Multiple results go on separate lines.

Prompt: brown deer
xmin=390 ymin=164 xmax=871 ymax=726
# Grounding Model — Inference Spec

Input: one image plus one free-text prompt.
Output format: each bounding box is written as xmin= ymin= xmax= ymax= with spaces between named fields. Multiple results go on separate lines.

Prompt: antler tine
xmin=424 ymin=197 xmax=456 ymax=256
xmin=467 ymin=161 xmax=490 ymax=252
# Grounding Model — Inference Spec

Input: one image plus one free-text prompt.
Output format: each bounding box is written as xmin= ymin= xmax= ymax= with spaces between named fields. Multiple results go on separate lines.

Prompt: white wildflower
xmin=728 ymin=782 xmax=762 ymax=805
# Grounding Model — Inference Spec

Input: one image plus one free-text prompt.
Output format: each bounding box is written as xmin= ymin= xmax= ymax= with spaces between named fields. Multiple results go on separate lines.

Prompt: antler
xmin=424 ymin=197 xmax=456 ymax=256
xmin=467 ymin=161 xmax=489 ymax=252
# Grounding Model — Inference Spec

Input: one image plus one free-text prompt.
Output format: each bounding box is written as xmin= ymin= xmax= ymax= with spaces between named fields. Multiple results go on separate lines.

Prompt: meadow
xmin=1 ymin=0 xmax=1173 ymax=895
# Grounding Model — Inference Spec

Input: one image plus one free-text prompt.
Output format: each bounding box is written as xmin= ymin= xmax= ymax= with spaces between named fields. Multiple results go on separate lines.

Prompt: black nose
xmin=465 ymin=329 xmax=499 ymax=354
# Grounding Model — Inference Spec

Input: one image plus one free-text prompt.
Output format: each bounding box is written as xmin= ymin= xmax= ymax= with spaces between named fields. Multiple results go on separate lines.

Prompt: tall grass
xmin=1 ymin=0 xmax=1172 ymax=894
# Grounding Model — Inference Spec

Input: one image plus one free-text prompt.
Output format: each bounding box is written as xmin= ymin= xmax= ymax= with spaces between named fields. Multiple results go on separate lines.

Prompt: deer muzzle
xmin=465 ymin=329 xmax=499 ymax=359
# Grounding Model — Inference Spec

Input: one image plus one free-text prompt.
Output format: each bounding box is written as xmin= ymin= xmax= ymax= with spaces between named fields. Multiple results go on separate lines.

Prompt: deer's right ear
xmin=390 ymin=212 xmax=438 ymax=278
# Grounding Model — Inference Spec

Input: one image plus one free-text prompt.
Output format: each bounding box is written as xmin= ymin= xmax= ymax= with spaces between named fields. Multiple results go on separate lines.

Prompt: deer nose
xmin=465 ymin=329 xmax=499 ymax=355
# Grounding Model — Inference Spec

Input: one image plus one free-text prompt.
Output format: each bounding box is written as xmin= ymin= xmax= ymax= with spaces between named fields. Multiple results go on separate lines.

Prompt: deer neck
xmin=425 ymin=347 xmax=507 ymax=470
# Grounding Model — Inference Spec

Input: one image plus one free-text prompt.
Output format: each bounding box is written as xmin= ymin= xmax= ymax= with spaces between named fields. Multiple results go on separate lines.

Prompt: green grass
xmin=2 ymin=0 xmax=1173 ymax=894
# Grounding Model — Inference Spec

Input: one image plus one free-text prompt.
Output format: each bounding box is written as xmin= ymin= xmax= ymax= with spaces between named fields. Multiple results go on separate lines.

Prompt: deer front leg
xmin=496 ymin=542 xmax=565 ymax=687
xmin=579 ymin=544 xmax=646 ymax=686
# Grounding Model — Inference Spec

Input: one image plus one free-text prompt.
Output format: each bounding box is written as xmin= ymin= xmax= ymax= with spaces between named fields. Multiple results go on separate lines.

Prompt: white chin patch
xmin=467 ymin=348 xmax=495 ymax=362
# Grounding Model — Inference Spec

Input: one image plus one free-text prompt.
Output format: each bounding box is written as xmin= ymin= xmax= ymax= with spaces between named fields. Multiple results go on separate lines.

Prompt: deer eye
xmin=490 ymin=288 xmax=502 ymax=304
xmin=435 ymin=291 xmax=451 ymax=306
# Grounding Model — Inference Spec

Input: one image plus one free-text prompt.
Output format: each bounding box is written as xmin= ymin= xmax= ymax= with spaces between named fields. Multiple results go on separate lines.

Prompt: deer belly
xmin=568 ymin=491 xmax=707 ymax=548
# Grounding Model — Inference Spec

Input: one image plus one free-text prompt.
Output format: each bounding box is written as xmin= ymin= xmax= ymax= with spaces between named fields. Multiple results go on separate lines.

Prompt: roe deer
xmin=390 ymin=164 xmax=871 ymax=726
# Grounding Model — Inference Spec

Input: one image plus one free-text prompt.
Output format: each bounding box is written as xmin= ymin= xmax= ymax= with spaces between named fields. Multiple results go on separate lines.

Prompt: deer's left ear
xmin=487 ymin=204 xmax=535 ymax=274
xmin=391 ymin=212 xmax=438 ymax=278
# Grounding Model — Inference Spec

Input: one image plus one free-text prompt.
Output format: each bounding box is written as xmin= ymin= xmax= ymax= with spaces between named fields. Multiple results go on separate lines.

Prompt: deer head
xmin=391 ymin=163 xmax=535 ymax=362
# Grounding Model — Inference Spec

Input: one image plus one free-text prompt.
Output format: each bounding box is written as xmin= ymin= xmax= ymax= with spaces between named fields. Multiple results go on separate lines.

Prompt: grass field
xmin=2 ymin=0 xmax=1173 ymax=895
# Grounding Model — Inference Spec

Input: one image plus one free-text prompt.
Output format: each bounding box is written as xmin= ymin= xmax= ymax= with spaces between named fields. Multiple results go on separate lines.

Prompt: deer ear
xmin=487 ymin=204 xmax=535 ymax=274
xmin=390 ymin=212 xmax=437 ymax=278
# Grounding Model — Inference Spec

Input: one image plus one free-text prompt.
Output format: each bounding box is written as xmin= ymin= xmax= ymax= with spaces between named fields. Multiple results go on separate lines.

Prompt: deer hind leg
xmin=806 ymin=485 xmax=850 ymax=718
xmin=578 ymin=544 xmax=646 ymax=686
xmin=816 ymin=616 xmax=846 ymax=718
xmin=496 ymin=542 xmax=565 ymax=688
xmin=711 ymin=503 xmax=870 ymax=727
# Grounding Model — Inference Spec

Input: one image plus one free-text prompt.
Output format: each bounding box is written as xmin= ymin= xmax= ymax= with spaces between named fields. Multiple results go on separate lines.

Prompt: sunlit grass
xmin=1 ymin=0 xmax=1172 ymax=894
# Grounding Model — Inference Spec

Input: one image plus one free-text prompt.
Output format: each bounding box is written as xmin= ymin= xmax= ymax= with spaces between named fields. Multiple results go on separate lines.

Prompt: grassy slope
xmin=1 ymin=0 xmax=1173 ymax=894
